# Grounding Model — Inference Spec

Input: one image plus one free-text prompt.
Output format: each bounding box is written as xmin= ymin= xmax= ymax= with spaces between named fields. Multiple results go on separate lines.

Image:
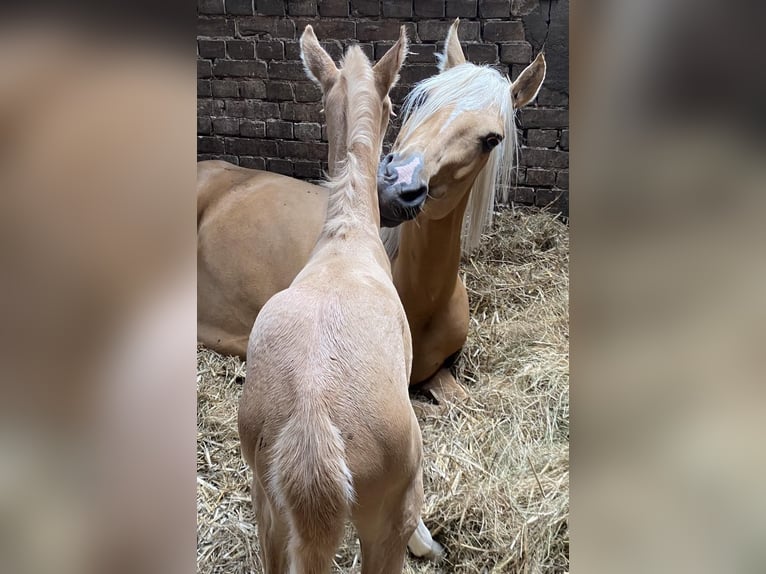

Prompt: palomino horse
xmin=238 ymin=26 xmax=442 ymax=573
xmin=198 ymin=19 xmax=546 ymax=402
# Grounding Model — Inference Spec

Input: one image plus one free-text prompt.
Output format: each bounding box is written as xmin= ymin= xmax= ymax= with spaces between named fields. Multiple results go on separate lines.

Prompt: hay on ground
xmin=197 ymin=206 xmax=569 ymax=573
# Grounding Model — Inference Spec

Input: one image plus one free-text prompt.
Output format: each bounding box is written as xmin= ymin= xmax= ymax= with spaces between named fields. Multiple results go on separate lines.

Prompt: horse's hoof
xmin=425 ymin=539 xmax=445 ymax=561
xmin=420 ymin=370 xmax=468 ymax=405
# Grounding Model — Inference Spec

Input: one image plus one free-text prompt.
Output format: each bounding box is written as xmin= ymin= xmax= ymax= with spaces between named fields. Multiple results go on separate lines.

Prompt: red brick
xmin=255 ymin=0 xmax=286 ymax=15
xmin=280 ymin=102 xmax=323 ymax=121
xmin=198 ymin=39 xmax=225 ymax=59
xmin=414 ymin=0 xmax=445 ymax=17
xmin=246 ymin=101 xmax=281 ymax=119
xmin=519 ymin=108 xmax=568 ymax=128
xmin=267 ymin=159 xmax=295 ymax=175
xmin=227 ymin=40 xmax=255 ymax=60
xmin=224 ymin=99 xmax=247 ymax=117
xmin=382 ymin=1 xmax=412 ymax=17
xmin=358 ymin=21 xmax=417 ymax=42
xmin=525 ymin=168 xmax=556 ymax=186
xmin=294 ymin=122 xmax=322 ymax=141
xmin=526 ymin=128 xmax=558 ymax=148
xmin=535 ymin=189 xmax=561 ymax=207
xmin=399 ymin=64 xmax=439 ymax=85
xmin=198 ymin=117 xmax=212 ymax=135
xmin=293 ymin=160 xmax=323 ymax=179
xmin=447 ymin=0 xmax=477 ymax=17
xmin=288 ymin=0 xmax=317 ymax=16
xmin=198 ymin=18 xmax=235 ymax=37
xmin=519 ymin=148 xmax=568 ymax=169
xmin=293 ymin=19 xmax=356 ymax=40
xmin=198 ymin=99 xmax=225 ymax=116
xmin=266 ymin=120 xmax=294 ymax=139
xmin=212 ymin=80 xmax=239 ymax=98
xmin=213 ymin=60 xmax=267 ymax=78
xmin=256 ymin=40 xmax=285 ymax=60
xmin=226 ymin=138 xmax=278 ymax=156
xmin=537 ymin=87 xmax=569 ymax=107
xmin=465 ymin=44 xmax=498 ymax=65
xmin=198 ymin=79 xmax=212 ymax=97
xmin=511 ymin=0 xmax=538 ymax=17
xmin=198 ymin=60 xmax=212 ymax=78
xmin=351 ymin=0 xmax=381 ymax=16
xmin=198 ymin=136 xmax=225 ymax=154
xmin=318 ymin=0 xmax=349 ymax=17
xmin=418 ymin=20 xmax=479 ymax=42
xmin=266 ymin=81 xmax=294 ymax=101
xmin=240 ymin=80 xmax=267 ymax=98
xmin=279 ymin=140 xmax=329 ymax=161
xmin=199 ymin=0 xmax=224 ymax=15
xmin=240 ymin=156 xmax=266 ymax=169
xmin=294 ymin=82 xmax=322 ymax=102
xmin=479 ymin=0 xmax=510 ymax=18
xmin=225 ymin=0 xmax=254 ymax=15
xmin=511 ymin=186 xmax=534 ymax=204
xmin=499 ymin=42 xmax=532 ymax=64
xmin=268 ymin=61 xmax=309 ymax=81
xmin=238 ymin=17 xmax=295 ymax=38
xmin=240 ymin=120 xmax=266 ymax=137
xmin=483 ymin=21 xmax=524 ymax=42
xmin=213 ymin=117 xmax=240 ymax=135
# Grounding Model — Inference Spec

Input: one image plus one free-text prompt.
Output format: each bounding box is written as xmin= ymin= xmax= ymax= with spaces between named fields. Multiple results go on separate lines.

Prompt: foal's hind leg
xmin=356 ymin=472 xmax=442 ymax=573
xmin=252 ymin=478 xmax=289 ymax=574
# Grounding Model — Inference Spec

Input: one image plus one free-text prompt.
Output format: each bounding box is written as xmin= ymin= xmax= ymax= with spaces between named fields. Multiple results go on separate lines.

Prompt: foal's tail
xmin=271 ymin=407 xmax=354 ymax=574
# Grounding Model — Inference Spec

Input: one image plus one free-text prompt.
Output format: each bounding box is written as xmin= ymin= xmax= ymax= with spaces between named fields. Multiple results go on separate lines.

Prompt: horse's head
xmin=378 ymin=19 xmax=546 ymax=234
xmin=301 ymin=25 xmax=408 ymax=173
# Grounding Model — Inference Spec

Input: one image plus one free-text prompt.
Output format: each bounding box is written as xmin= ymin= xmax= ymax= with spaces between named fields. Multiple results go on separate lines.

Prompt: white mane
xmin=381 ymin=63 xmax=518 ymax=258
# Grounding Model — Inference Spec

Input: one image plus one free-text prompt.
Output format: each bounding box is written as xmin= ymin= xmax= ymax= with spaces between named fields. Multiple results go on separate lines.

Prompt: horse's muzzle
xmin=377 ymin=153 xmax=428 ymax=227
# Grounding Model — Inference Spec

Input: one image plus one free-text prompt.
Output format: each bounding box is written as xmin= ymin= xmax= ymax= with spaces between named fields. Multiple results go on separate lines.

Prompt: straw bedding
xmin=197 ymin=206 xmax=569 ymax=573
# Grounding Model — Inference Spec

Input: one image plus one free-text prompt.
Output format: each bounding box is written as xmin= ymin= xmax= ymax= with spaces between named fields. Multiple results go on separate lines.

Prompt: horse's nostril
xmin=399 ymin=186 xmax=427 ymax=205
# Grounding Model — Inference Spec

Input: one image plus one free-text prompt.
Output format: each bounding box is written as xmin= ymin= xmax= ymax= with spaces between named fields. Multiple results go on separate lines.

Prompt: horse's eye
xmin=483 ymin=134 xmax=502 ymax=151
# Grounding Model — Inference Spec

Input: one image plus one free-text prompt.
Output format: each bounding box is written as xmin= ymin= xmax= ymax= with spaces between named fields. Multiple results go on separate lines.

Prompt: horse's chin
xmin=379 ymin=207 xmax=420 ymax=228
xmin=380 ymin=215 xmax=401 ymax=228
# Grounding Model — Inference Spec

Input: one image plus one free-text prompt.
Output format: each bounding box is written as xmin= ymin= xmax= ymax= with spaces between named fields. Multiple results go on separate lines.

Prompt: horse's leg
xmin=419 ymin=367 xmax=468 ymax=405
xmin=252 ymin=478 xmax=289 ymax=574
xmin=407 ymin=517 xmax=444 ymax=561
xmin=356 ymin=489 xmax=417 ymax=573
xmin=356 ymin=471 xmax=442 ymax=572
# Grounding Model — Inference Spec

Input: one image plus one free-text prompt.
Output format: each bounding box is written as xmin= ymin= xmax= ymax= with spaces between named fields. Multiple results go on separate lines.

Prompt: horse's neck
xmin=322 ymin=159 xmax=381 ymax=239
xmin=394 ymin=192 xmax=470 ymax=310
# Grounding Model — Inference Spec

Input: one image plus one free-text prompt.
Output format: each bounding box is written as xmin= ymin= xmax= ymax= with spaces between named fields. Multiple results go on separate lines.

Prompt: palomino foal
xmin=238 ymin=27 xmax=442 ymax=573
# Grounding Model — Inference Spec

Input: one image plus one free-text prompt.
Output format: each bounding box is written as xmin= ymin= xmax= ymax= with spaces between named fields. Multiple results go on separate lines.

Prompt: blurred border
xmin=0 ymin=4 xmax=197 ymax=574
xmin=572 ymin=1 xmax=766 ymax=572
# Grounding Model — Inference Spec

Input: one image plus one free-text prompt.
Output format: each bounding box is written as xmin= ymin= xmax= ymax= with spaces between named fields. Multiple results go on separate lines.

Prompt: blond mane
xmin=320 ymin=47 xmax=383 ymax=239
xmin=381 ymin=63 xmax=518 ymax=258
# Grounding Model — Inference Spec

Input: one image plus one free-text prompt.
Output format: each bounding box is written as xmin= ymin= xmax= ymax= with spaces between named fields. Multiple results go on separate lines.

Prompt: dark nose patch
xmin=379 ymin=153 xmax=425 ymax=191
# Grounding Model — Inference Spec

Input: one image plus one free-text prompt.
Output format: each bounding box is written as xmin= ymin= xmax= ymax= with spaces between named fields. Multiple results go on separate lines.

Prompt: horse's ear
xmin=300 ymin=25 xmax=339 ymax=91
xmin=511 ymin=52 xmax=546 ymax=109
xmin=438 ymin=18 xmax=466 ymax=71
xmin=373 ymin=26 xmax=408 ymax=97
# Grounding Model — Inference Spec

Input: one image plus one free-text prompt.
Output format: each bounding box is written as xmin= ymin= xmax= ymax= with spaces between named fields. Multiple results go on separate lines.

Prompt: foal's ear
xmin=438 ymin=18 xmax=466 ymax=71
xmin=300 ymin=25 xmax=339 ymax=91
xmin=511 ymin=52 xmax=546 ymax=109
xmin=372 ymin=25 xmax=408 ymax=97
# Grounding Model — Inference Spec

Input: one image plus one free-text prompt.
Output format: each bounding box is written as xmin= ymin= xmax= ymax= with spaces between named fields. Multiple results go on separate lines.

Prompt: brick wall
xmin=197 ymin=0 xmax=569 ymax=214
